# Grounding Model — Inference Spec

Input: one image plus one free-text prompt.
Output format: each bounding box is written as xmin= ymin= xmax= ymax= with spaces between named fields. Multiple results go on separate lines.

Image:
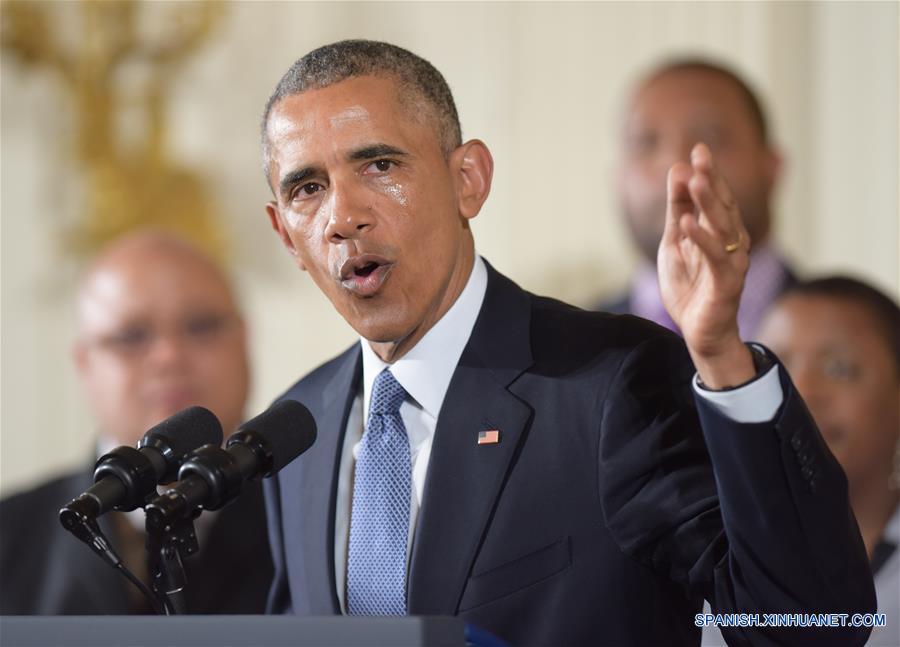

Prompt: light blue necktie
xmin=347 ymin=368 xmax=411 ymax=615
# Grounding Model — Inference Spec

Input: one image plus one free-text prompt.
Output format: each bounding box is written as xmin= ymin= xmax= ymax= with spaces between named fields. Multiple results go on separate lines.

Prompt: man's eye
xmin=291 ymin=183 xmax=323 ymax=201
xmin=365 ymin=159 xmax=394 ymax=174
xmin=185 ymin=314 xmax=228 ymax=339
xmin=628 ymin=133 xmax=657 ymax=156
xmin=822 ymin=357 xmax=860 ymax=381
xmin=102 ymin=328 xmax=150 ymax=351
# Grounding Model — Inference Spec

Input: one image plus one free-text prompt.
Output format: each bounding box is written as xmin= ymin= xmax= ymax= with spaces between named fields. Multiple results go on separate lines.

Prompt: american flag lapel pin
xmin=477 ymin=429 xmax=500 ymax=445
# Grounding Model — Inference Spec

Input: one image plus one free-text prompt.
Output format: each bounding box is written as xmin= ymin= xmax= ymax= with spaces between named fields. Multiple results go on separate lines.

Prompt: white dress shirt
xmin=334 ymin=255 xmax=784 ymax=612
xmin=692 ymin=359 xmax=783 ymax=423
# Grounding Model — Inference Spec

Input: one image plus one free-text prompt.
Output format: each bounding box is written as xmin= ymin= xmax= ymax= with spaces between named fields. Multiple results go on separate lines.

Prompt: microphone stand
xmin=145 ymin=505 xmax=201 ymax=615
xmin=59 ymin=503 xmax=165 ymax=614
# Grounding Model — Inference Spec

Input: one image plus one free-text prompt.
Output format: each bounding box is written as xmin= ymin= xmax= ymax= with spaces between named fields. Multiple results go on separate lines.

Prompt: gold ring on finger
xmin=724 ymin=232 xmax=743 ymax=254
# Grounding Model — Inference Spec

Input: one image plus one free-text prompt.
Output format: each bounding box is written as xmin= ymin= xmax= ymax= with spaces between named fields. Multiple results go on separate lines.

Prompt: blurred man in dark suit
xmin=0 ymin=230 xmax=272 ymax=614
xmin=601 ymin=59 xmax=795 ymax=337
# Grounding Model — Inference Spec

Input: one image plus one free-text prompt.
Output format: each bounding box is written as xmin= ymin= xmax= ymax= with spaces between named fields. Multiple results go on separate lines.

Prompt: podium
xmin=0 ymin=615 xmax=467 ymax=647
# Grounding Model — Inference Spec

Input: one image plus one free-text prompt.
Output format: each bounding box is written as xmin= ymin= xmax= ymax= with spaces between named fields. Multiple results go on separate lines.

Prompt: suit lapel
xmin=291 ymin=345 xmax=361 ymax=613
xmin=408 ymin=264 xmax=534 ymax=614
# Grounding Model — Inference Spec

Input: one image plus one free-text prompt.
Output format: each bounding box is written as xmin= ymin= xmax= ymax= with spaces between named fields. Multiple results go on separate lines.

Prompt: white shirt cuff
xmin=692 ymin=364 xmax=783 ymax=423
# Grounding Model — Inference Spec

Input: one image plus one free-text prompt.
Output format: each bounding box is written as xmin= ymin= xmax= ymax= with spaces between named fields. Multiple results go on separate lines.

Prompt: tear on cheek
xmin=377 ymin=181 xmax=409 ymax=207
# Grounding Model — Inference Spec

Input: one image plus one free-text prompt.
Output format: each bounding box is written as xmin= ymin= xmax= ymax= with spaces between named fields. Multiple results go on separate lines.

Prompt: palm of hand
xmin=659 ymin=210 xmax=747 ymax=353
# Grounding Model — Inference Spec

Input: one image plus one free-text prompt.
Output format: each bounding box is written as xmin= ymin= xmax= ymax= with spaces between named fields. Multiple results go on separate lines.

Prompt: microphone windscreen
xmin=142 ymin=406 xmax=224 ymax=456
xmin=236 ymin=400 xmax=317 ymax=473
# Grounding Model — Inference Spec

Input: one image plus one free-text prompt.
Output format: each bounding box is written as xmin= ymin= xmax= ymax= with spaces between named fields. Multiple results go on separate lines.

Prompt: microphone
xmin=59 ymin=406 xmax=224 ymax=529
xmin=145 ymin=400 xmax=316 ymax=530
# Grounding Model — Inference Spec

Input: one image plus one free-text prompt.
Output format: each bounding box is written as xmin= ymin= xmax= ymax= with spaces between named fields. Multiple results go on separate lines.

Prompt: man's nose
xmin=323 ymin=182 xmax=374 ymax=242
xmin=657 ymin=136 xmax=695 ymax=172
xmin=145 ymin=333 xmax=190 ymax=369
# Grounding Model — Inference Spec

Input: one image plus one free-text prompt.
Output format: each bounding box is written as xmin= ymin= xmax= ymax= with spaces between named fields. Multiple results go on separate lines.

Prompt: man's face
xmin=265 ymin=75 xmax=485 ymax=356
xmin=618 ymin=69 xmax=779 ymax=263
xmin=758 ymin=295 xmax=900 ymax=493
xmin=75 ymin=249 xmax=250 ymax=445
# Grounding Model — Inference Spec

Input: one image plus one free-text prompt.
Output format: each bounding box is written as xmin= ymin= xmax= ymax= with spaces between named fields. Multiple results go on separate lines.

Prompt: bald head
xmin=74 ymin=230 xmax=250 ymax=447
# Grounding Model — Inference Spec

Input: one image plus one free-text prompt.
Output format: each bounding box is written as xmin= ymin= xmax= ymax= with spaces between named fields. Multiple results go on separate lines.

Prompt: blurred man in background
xmin=0 ymin=230 xmax=273 ymax=614
xmin=601 ymin=59 xmax=795 ymax=337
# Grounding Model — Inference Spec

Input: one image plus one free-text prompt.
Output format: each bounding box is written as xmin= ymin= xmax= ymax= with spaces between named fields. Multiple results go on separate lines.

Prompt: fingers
xmin=686 ymin=143 xmax=750 ymax=252
xmin=663 ymin=143 xmax=751 ymax=261
xmin=678 ymin=213 xmax=728 ymax=266
xmin=698 ymin=146 xmax=738 ymax=212
xmin=663 ymin=161 xmax=694 ymax=247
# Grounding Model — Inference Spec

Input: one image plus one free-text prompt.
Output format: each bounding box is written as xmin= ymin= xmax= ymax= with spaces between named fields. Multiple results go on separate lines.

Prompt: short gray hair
xmin=260 ymin=40 xmax=462 ymax=186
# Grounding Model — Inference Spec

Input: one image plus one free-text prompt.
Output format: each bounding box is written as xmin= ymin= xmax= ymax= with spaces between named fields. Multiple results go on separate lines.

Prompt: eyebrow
xmin=279 ymin=166 xmax=320 ymax=200
xmin=348 ymin=144 xmax=408 ymax=161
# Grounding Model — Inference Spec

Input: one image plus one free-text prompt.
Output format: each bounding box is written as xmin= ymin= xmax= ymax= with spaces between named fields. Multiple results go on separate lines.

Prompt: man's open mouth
xmin=354 ymin=261 xmax=380 ymax=277
xmin=339 ymin=255 xmax=394 ymax=297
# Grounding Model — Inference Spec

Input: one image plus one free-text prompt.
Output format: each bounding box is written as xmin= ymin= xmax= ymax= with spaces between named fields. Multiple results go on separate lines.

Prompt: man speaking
xmin=259 ymin=40 xmax=874 ymax=646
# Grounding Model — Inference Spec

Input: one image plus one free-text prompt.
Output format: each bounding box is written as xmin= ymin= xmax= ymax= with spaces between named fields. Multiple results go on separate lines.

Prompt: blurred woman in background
xmin=758 ymin=276 xmax=899 ymax=646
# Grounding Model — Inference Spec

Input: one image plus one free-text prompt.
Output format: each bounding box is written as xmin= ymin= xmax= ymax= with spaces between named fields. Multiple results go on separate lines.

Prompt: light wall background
xmin=2 ymin=1 xmax=898 ymax=495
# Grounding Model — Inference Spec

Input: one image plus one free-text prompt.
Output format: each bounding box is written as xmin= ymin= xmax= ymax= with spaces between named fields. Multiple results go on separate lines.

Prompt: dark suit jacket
xmin=264 ymin=263 xmax=874 ymax=646
xmin=0 ymin=466 xmax=273 ymax=615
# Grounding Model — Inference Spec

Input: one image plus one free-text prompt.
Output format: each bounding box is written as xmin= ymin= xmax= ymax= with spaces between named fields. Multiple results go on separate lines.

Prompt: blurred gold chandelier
xmin=2 ymin=0 xmax=228 ymax=260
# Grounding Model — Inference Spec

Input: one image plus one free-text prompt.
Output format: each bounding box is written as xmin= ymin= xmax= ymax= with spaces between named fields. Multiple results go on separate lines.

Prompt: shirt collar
xmin=360 ymin=255 xmax=488 ymax=421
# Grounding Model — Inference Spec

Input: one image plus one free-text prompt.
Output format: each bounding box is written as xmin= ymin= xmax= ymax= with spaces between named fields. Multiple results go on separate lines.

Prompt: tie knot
xmin=370 ymin=369 xmax=407 ymax=415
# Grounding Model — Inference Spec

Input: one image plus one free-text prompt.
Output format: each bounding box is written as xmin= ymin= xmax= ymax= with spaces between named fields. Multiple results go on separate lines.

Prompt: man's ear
xmin=451 ymin=140 xmax=494 ymax=220
xmin=266 ymin=201 xmax=306 ymax=270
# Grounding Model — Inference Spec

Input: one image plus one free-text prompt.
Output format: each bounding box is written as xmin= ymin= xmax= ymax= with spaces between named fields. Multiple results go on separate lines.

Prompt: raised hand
xmin=658 ymin=143 xmax=755 ymax=389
